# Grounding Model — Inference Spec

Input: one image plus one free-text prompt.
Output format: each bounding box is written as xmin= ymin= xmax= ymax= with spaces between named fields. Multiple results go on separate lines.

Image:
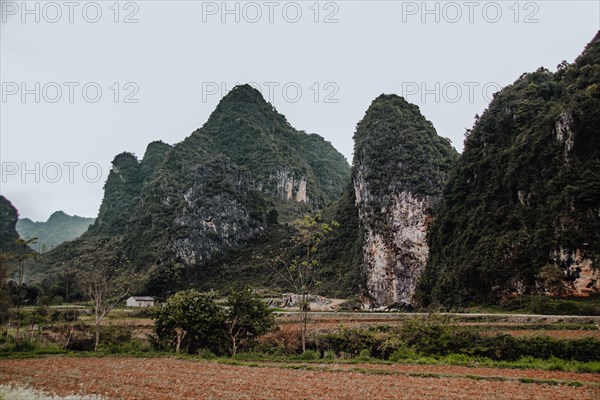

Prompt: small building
xmin=126 ymin=296 xmax=155 ymax=308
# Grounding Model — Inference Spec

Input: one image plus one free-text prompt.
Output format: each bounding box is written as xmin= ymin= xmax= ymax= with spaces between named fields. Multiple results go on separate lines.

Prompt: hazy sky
xmin=1 ymin=0 xmax=598 ymax=221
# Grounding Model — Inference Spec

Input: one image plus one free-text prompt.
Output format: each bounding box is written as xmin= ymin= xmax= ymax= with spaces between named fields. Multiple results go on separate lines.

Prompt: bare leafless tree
xmin=267 ymin=214 xmax=337 ymax=352
xmin=11 ymin=238 xmax=37 ymax=343
xmin=76 ymin=240 xmax=139 ymax=351
xmin=59 ymin=265 xmax=79 ymax=349
xmin=79 ymin=263 xmax=135 ymax=351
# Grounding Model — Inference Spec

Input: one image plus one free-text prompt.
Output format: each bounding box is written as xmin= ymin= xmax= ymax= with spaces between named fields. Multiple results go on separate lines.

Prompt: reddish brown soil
xmin=277 ymin=318 xmax=600 ymax=340
xmin=489 ymin=330 xmax=600 ymax=340
xmin=99 ymin=316 xmax=600 ymax=340
xmin=0 ymin=357 xmax=598 ymax=400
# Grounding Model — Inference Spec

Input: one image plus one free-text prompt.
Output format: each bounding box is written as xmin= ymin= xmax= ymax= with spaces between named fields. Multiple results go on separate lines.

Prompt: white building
xmin=126 ymin=296 xmax=155 ymax=308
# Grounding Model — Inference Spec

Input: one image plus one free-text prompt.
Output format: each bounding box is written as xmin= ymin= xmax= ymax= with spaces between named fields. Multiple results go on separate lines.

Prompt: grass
xmin=191 ymin=357 xmax=597 ymax=387
xmin=472 ymin=323 xmax=599 ymax=331
xmin=4 ymin=343 xmax=598 ymax=374
xmin=218 ymin=351 xmax=600 ymax=373
xmin=464 ymin=295 xmax=600 ymax=316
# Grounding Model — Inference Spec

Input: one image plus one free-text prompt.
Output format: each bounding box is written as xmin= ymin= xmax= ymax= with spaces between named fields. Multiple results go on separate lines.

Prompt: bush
xmin=224 ymin=287 xmax=276 ymax=356
xmin=322 ymin=349 xmax=336 ymax=359
xmin=50 ymin=309 xmax=80 ymax=323
xmin=319 ymin=328 xmax=379 ymax=357
xmin=388 ymin=346 xmax=420 ymax=362
xmin=299 ymin=349 xmax=320 ymax=360
xmin=152 ymin=288 xmax=275 ymax=356
xmin=257 ymin=325 xmax=300 ymax=355
xmin=0 ymin=337 xmax=38 ymax=353
xmin=152 ymin=289 xmax=225 ymax=355
xmin=196 ymin=348 xmax=217 ymax=359
xmin=398 ymin=316 xmax=482 ymax=357
xmin=377 ymin=336 xmax=405 ymax=359
xmin=312 ymin=317 xmax=600 ymax=363
xmin=97 ymin=325 xmax=150 ymax=353
xmin=357 ymin=349 xmax=372 ymax=360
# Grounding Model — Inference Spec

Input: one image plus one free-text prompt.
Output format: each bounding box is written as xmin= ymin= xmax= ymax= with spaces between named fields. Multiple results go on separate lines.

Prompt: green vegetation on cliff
xmin=350 ymin=94 xmax=458 ymax=307
xmin=420 ymin=32 xmax=600 ymax=306
xmin=32 ymin=85 xmax=352 ymax=298
xmin=353 ymin=94 xmax=458 ymax=223
xmin=0 ymin=196 xmax=21 ymax=253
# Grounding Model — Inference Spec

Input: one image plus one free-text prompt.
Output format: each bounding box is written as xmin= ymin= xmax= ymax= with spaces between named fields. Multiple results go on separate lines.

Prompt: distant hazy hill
xmin=17 ymin=212 xmax=95 ymax=251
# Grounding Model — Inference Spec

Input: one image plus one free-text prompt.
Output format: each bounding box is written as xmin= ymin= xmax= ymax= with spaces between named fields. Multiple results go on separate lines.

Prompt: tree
xmin=73 ymin=239 xmax=139 ymax=351
xmin=10 ymin=237 xmax=37 ymax=342
xmin=58 ymin=265 xmax=79 ymax=349
xmin=224 ymin=287 xmax=275 ymax=356
xmin=0 ymin=252 xmax=8 ymax=292
xmin=79 ymin=264 xmax=135 ymax=351
xmin=537 ymin=264 xmax=567 ymax=296
xmin=152 ymin=289 xmax=225 ymax=354
xmin=0 ymin=253 xmax=11 ymax=324
xmin=268 ymin=213 xmax=337 ymax=352
xmin=79 ymin=264 xmax=137 ymax=351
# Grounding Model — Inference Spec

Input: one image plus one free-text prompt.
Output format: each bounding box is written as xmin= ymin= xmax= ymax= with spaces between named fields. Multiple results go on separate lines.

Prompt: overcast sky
xmin=1 ymin=0 xmax=598 ymax=221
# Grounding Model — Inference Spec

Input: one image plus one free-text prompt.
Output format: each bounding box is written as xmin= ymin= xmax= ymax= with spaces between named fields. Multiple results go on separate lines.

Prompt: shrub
xmin=323 ymin=349 xmax=336 ymax=359
xmin=398 ymin=316 xmax=482 ymax=356
xmin=388 ymin=343 xmax=420 ymax=362
xmin=319 ymin=328 xmax=379 ymax=357
xmin=152 ymin=289 xmax=225 ymax=355
xmin=97 ymin=325 xmax=149 ymax=354
xmin=357 ymin=349 xmax=372 ymax=360
xmin=224 ymin=287 xmax=276 ymax=356
xmin=299 ymin=349 xmax=320 ymax=360
xmin=152 ymin=288 xmax=275 ymax=356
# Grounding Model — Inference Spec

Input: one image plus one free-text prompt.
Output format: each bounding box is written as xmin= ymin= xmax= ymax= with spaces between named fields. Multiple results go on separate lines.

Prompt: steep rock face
xmin=273 ymin=169 xmax=308 ymax=202
xmin=421 ymin=32 xmax=600 ymax=306
xmin=89 ymin=141 xmax=173 ymax=237
xmin=118 ymin=85 xmax=349 ymax=266
xmin=89 ymin=152 xmax=145 ymax=236
xmin=553 ymin=248 xmax=600 ymax=297
xmin=0 ymin=195 xmax=21 ymax=252
xmin=38 ymin=85 xmax=350 ymax=277
xmin=352 ymin=95 xmax=457 ymax=307
xmin=165 ymin=155 xmax=268 ymax=265
xmin=360 ymin=192 xmax=432 ymax=306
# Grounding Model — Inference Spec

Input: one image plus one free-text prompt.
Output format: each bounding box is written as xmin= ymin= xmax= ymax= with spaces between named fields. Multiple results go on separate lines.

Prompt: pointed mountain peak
xmin=203 ymin=83 xmax=289 ymax=131
xmin=212 ymin=84 xmax=273 ymax=114
xmin=586 ymin=30 xmax=600 ymax=49
xmin=222 ymin=84 xmax=267 ymax=103
xmin=368 ymin=93 xmax=422 ymax=114
xmin=575 ymin=30 xmax=600 ymax=62
xmin=48 ymin=210 xmax=68 ymax=221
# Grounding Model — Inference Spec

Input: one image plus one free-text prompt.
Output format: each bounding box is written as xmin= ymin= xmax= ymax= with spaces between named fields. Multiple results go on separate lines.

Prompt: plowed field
xmin=1 ymin=357 xmax=598 ymax=400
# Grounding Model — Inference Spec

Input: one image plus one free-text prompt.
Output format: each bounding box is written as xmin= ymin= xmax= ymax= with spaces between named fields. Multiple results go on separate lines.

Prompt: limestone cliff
xmin=421 ymin=32 xmax=600 ymax=306
xmin=33 ymin=85 xmax=350 ymax=283
xmin=0 ymin=195 xmax=22 ymax=252
xmin=352 ymin=95 xmax=457 ymax=307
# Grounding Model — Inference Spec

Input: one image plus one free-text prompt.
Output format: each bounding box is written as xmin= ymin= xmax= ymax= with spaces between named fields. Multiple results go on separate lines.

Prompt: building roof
xmin=129 ymin=296 xmax=155 ymax=301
